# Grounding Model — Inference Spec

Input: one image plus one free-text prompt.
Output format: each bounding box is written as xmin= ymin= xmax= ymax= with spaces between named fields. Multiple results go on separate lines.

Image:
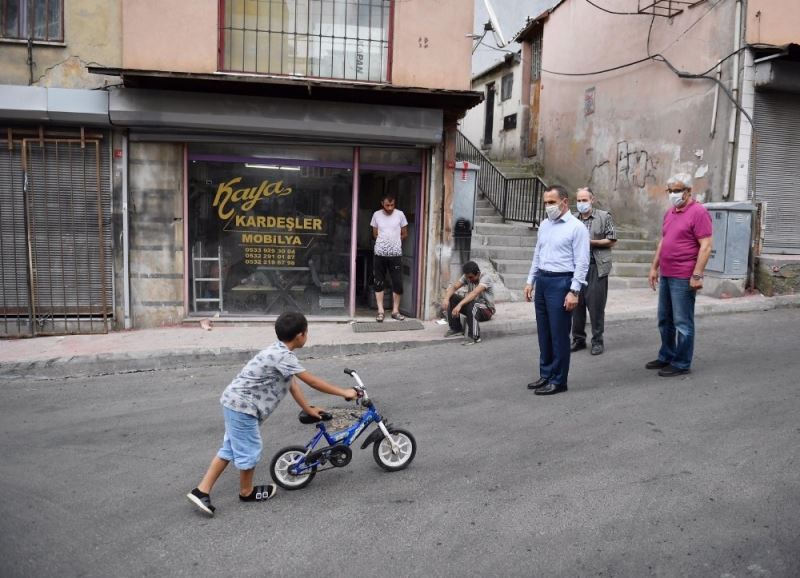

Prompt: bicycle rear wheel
xmin=270 ymin=446 xmax=316 ymax=490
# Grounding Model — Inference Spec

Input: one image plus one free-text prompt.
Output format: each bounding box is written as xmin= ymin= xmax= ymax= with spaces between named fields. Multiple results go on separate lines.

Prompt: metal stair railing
xmin=456 ymin=131 xmax=546 ymax=227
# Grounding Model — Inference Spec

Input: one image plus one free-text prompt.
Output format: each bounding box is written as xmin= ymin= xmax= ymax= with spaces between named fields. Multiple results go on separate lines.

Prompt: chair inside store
xmin=307 ymin=252 xmax=349 ymax=312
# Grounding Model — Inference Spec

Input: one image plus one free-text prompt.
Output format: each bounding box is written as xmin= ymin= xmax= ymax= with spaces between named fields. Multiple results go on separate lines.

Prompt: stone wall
xmin=128 ymin=143 xmax=185 ymax=327
xmin=755 ymin=255 xmax=800 ymax=297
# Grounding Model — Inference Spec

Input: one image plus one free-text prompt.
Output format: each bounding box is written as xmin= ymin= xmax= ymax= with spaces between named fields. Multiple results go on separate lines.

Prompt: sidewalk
xmin=1 ymin=289 xmax=798 ymax=379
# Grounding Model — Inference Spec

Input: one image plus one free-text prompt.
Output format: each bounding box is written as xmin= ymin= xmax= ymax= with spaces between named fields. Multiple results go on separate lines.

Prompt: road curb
xmin=0 ymin=339 xmax=453 ymax=381
xmin=2 ymin=295 xmax=797 ymax=380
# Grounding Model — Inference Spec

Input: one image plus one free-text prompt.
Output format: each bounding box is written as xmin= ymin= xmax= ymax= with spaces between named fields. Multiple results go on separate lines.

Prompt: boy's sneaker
xmin=239 ymin=484 xmax=277 ymax=502
xmin=444 ymin=329 xmax=462 ymax=338
xmin=187 ymin=488 xmax=215 ymax=516
xmin=462 ymin=337 xmax=481 ymax=346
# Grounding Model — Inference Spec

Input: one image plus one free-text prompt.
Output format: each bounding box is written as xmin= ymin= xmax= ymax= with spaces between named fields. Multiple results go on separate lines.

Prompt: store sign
xmin=212 ymin=176 xmax=293 ymax=219
xmin=213 ymin=176 xmax=325 ymax=268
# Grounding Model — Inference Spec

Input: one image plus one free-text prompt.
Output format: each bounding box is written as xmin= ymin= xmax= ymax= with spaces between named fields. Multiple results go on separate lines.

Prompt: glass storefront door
xmin=357 ymin=148 xmax=422 ymax=316
xmin=187 ymin=144 xmax=354 ymax=316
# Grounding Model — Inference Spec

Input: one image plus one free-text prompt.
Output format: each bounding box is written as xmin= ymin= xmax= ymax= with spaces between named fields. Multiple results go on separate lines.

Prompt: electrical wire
xmin=583 ymin=0 xmax=645 ymax=16
xmin=476 ymin=37 xmax=518 ymax=56
xmin=542 ymin=55 xmax=653 ymax=76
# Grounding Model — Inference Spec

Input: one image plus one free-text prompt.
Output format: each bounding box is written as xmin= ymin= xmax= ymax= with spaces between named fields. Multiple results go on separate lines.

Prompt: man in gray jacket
xmin=571 ymin=187 xmax=616 ymax=355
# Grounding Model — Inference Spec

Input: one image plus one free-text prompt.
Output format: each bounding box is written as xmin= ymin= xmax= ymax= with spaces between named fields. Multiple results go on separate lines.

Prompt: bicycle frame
xmin=289 ymin=405 xmax=381 ymax=475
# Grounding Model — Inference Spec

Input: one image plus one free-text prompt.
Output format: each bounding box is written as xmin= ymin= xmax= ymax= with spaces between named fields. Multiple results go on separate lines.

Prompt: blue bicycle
xmin=269 ymin=368 xmax=417 ymax=490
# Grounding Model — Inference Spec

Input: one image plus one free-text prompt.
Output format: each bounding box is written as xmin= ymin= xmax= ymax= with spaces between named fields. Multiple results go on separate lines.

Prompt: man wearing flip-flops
xmin=371 ymin=193 xmax=408 ymax=322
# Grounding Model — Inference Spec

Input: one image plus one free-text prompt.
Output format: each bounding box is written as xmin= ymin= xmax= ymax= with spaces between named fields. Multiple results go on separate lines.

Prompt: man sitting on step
xmin=441 ymin=261 xmax=496 ymax=346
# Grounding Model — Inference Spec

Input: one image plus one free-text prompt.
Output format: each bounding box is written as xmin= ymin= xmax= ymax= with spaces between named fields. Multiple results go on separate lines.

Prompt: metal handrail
xmin=456 ymin=131 xmax=546 ymax=227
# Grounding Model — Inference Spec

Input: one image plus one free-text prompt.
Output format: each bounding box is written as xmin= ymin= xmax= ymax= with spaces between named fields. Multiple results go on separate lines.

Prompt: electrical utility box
xmin=452 ymin=161 xmax=480 ymax=262
xmin=704 ymin=202 xmax=756 ymax=277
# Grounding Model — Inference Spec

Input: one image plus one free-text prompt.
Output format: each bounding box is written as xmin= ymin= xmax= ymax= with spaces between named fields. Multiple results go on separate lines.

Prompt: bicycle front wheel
xmin=372 ymin=429 xmax=416 ymax=471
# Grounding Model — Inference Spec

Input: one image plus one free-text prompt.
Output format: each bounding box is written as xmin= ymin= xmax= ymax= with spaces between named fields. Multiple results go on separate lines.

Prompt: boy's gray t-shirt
xmin=459 ymin=272 xmax=496 ymax=311
xmin=220 ymin=341 xmax=305 ymax=421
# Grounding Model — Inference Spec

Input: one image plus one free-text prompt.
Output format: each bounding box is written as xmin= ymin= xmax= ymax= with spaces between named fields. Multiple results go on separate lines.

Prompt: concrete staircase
xmin=492 ymin=160 xmax=540 ymax=179
xmin=469 ymin=196 xmax=656 ymax=299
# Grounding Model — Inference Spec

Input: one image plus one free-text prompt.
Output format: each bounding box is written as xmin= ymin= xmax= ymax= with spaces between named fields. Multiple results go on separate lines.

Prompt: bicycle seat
xmin=297 ymin=409 xmax=333 ymax=424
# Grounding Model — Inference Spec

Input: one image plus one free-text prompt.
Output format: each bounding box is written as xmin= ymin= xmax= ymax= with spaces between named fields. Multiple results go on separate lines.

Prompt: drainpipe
xmin=709 ymin=64 xmax=721 ymax=137
xmin=121 ymin=133 xmax=132 ymax=329
xmin=724 ymin=0 xmax=743 ymax=199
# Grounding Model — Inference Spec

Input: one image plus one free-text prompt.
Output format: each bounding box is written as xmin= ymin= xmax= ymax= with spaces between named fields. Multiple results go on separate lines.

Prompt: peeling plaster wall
xmin=538 ymin=0 xmax=737 ymax=237
xmin=0 ymin=0 xmax=121 ymax=88
xmin=128 ymin=143 xmax=185 ymax=327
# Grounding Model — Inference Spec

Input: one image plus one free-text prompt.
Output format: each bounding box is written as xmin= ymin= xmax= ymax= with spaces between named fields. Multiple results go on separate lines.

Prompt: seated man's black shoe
xmin=527 ymin=377 xmax=549 ymax=390
xmin=658 ymin=365 xmax=690 ymax=377
xmin=570 ymin=341 xmax=586 ymax=352
xmin=645 ymin=359 xmax=670 ymax=370
xmin=534 ymin=382 xmax=568 ymax=395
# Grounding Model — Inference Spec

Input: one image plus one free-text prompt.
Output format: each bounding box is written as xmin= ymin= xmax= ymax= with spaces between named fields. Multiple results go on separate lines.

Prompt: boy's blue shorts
xmin=217 ymin=406 xmax=262 ymax=470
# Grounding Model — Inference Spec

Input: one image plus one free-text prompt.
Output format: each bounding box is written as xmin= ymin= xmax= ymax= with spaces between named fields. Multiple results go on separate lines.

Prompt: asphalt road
xmin=1 ymin=310 xmax=799 ymax=577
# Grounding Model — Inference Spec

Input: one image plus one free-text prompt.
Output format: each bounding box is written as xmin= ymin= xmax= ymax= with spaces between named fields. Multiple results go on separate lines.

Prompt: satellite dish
xmin=481 ymin=0 xmax=507 ymax=48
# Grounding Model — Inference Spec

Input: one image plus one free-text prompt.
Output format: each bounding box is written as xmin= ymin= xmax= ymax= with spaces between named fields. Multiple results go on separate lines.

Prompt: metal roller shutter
xmin=753 ymin=91 xmax=800 ymax=253
xmin=0 ymin=129 xmax=113 ymax=336
xmin=0 ymin=139 xmax=29 ymax=332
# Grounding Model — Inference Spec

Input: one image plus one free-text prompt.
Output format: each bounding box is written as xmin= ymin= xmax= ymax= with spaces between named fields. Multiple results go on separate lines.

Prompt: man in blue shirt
xmin=524 ymin=185 xmax=590 ymax=395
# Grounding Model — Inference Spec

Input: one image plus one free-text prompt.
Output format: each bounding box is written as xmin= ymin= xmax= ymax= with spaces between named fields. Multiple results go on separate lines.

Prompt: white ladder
xmin=192 ymin=245 xmax=223 ymax=313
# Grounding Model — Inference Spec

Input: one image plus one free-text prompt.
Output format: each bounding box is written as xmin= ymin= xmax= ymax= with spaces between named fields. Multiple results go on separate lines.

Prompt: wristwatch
xmin=691 ymin=274 xmax=704 ymax=280
xmin=569 ymin=289 xmax=580 ymax=297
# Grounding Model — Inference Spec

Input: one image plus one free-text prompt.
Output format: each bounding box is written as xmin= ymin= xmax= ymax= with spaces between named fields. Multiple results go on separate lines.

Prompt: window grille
xmin=0 ymin=0 xmax=63 ymax=42
xmin=220 ymin=0 xmax=391 ymax=82
xmin=530 ymin=27 xmax=542 ymax=82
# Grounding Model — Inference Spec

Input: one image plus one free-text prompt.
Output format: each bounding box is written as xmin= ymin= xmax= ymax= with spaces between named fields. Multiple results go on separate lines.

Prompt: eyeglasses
xmin=666 ymin=188 xmax=688 ymax=194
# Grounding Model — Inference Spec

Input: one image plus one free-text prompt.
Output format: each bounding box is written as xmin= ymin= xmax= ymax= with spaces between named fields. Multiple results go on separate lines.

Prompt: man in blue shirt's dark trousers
xmin=524 ymin=185 xmax=590 ymax=395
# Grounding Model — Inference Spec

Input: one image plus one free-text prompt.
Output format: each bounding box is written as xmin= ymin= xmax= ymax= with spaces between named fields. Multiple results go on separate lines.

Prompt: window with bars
xmin=219 ymin=0 xmax=391 ymax=82
xmin=530 ymin=26 xmax=542 ymax=82
xmin=1 ymin=0 xmax=63 ymax=42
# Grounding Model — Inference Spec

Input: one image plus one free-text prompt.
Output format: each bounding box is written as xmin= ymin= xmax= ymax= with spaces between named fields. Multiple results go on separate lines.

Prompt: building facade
xmin=461 ymin=52 xmax=524 ymax=161
xmin=1 ymin=0 xmax=481 ymax=336
xmin=517 ymin=0 xmax=800 ymax=295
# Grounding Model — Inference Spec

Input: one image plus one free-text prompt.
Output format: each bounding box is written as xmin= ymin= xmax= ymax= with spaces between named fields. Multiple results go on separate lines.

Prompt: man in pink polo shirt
xmin=646 ymin=173 xmax=713 ymax=377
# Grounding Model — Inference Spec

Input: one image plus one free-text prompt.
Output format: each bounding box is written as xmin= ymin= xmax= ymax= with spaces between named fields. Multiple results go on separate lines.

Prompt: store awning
xmin=108 ymin=87 xmax=445 ymax=145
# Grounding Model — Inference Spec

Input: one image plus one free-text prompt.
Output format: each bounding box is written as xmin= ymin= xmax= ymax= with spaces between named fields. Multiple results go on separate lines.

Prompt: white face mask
xmin=668 ymin=192 xmax=686 ymax=207
xmin=576 ymin=201 xmax=592 ymax=214
xmin=545 ymin=203 xmax=563 ymax=221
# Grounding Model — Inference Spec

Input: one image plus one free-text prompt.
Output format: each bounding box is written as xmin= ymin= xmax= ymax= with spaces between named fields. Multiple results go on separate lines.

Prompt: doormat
xmin=352 ymin=319 xmax=425 ymax=333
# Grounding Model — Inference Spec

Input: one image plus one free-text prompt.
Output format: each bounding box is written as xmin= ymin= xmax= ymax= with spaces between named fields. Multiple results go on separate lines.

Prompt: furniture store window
xmin=188 ymin=143 xmax=354 ymax=317
xmin=220 ymin=0 xmax=391 ymax=82
xmin=1 ymin=0 xmax=63 ymax=41
xmin=500 ymin=73 xmax=513 ymax=101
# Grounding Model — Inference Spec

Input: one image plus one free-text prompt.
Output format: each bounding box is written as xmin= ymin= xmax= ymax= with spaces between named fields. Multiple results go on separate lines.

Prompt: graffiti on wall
xmin=615 ymin=141 xmax=658 ymax=190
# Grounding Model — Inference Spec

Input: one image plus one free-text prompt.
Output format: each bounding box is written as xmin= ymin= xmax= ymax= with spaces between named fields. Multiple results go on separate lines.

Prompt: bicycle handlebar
xmin=343 ymin=368 xmax=370 ymax=404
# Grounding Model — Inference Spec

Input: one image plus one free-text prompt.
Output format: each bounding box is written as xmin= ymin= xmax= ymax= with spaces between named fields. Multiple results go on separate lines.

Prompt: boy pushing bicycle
xmin=187 ymin=311 xmax=357 ymax=516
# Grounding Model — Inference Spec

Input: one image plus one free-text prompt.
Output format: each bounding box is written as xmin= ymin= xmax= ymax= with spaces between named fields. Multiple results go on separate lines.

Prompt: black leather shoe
xmin=527 ymin=377 xmax=549 ymax=390
xmin=570 ymin=341 xmax=586 ymax=352
xmin=591 ymin=343 xmax=604 ymax=355
xmin=658 ymin=365 xmax=690 ymax=377
xmin=645 ymin=359 xmax=670 ymax=370
xmin=534 ymin=382 xmax=568 ymax=395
